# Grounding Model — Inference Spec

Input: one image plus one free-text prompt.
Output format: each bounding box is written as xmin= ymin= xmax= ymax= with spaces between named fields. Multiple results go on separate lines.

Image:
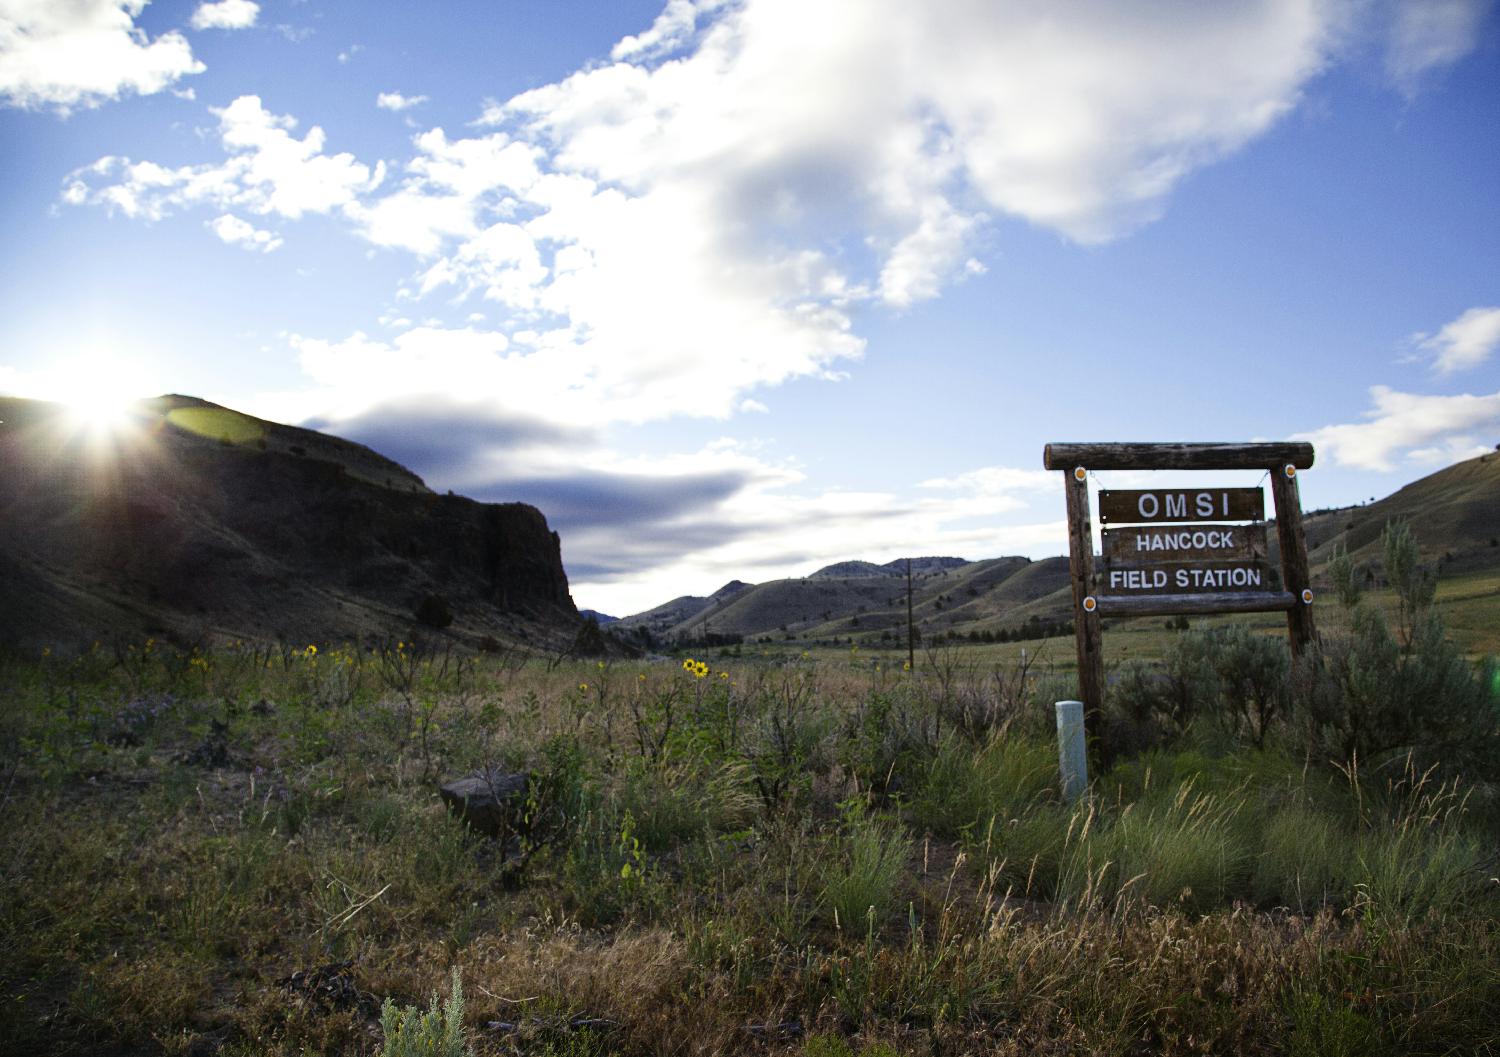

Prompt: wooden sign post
xmin=1041 ymin=442 xmax=1316 ymax=760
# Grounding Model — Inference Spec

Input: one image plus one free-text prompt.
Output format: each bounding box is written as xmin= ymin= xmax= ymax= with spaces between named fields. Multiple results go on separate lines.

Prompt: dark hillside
xmin=0 ymin=395 xmax=580 ymax=650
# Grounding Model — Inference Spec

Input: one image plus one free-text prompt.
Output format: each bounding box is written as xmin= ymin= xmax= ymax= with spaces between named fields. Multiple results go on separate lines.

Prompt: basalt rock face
xmin=0 ymin=395 xmax=579 ymax=650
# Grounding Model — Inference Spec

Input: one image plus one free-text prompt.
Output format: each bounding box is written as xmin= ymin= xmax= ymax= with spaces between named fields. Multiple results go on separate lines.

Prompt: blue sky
xmin=2 ymin=0 xmax=1498 ymax=616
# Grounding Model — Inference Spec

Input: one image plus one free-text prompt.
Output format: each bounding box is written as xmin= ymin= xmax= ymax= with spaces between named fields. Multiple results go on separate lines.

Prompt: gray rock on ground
xmin=438 ymin=768 xmax=529 ymax=838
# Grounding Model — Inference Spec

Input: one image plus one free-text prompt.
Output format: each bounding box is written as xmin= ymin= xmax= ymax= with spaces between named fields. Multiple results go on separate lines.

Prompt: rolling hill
xmin=616 ymin=554 xmax=1075 ymax=646
xmin=618 ymin=450 xmax=1500 ymax=647
xmin=1303 ymin=449 xmax=1500 ymax=578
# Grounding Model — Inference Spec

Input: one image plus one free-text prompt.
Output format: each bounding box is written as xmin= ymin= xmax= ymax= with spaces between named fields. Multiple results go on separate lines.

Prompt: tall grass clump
xmin=1345 ymin=759 xmax=1494 ymax=921
xmin=1251 ymin=803 xmax=1356 ymax=911
xmin=909 ymin=731 xmax=1056 ymax=838
xmin=1050 ymin=778 xmax=1253 ymax=913
xmin=820 ymin=800 xmax=911 ymax=931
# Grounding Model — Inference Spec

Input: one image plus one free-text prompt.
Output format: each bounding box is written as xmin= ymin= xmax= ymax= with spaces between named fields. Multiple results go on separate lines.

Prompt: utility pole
xmin=906 ymin=558 xmax=916 ymax=672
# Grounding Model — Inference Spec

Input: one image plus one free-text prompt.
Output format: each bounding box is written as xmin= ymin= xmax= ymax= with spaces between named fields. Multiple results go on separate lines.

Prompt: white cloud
xmin=1415 ymin=305 xmax=1500 ymax=374
xmin=502 ymin=0 xmax=1335 ymax=246
xmin=63 ymin=94 xmax=383 ymax=222
xmin=207 ymin=212 xmax=281 ymax=252
xmin=564 ymin=449 xmax=1070 ymax=615
xmin=1295 ymin=385 xmax=1500 ymax=471
xmin=67 ymin=2 xmax=1349 ymax=438
xmin=258 ymin=326 xmax=517 ymax=424
xmin=611 ymin=0 xmax=728 ymax=61
xmin=1385 ymin=0 xmax=1490 ymax=94
xmin=921 ymin=466 xmax=1056 ymax=496
xmin=0 ymin=349 xmax=169 ymax=403
xmin=189 ymin=0 xmax=258 ymax=31
xmin=274 ymin=23 xmax=313 ymax=43
xmin=376 ymin=90 xmax=428 ymax=111
xmin=347 ymin=127 xmax=540 ymax=255
xmin=0 ymin=0 xmax=203 ymax=113
xmin=404 ymin=0 xmax=1337 ymax=423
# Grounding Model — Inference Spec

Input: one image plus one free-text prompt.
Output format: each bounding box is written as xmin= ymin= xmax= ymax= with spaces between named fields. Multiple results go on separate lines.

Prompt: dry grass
xmin=2 ymin=643 xmax=1497 ymax=1055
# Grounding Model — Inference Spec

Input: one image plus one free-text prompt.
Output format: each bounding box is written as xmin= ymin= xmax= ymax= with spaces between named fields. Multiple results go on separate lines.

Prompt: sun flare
xmin=62 ymin=386 xmax=139 ymax=435
xmin=49 ymin=356 xmax=153 ymax=444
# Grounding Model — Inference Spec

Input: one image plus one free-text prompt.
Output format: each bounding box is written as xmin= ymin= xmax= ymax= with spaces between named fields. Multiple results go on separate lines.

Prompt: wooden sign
xmin=1102 ymin=523 xmax=1268 ymax=564
xmin=1043 ymin=441 xmax=1317 ymax=766
xmin=1098 ymin=562 xmax=1279 ymax=595
xmin=1098 ymin=487 xmax=1264 ymax=524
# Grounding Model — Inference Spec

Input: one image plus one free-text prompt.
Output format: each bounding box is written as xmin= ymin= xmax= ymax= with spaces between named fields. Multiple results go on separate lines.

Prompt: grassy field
xmin=778 ymin=568 xmax=1500 ymax=677
xmin=3 ymin=639 xmax=1498 ymax=1056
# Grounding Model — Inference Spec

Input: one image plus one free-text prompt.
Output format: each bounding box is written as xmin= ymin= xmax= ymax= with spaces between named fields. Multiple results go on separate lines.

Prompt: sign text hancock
xmin=1102 ymin=523 xmax=1268 ymax=564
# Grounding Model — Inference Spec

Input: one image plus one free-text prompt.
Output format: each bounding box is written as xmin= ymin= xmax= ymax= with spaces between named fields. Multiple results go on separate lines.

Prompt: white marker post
xmin=1055 ymin=699 xmax=1088 ymax=802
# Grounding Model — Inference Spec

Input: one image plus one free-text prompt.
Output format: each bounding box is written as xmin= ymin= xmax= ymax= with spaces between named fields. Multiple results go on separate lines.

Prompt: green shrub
xmin=804 ymin=1035 xmax=901 ymax=1057
xmin=1326 ymin=540 xmax=1362 ymax=608
xmin=1292 ymin=520 xmax=1499 ymax=775
xmin=1296 ymin=601 xmax=1498 ymax=775
xmin=1092 ymin=781 xmax=1252 ymax=912
xmin=380 ymin=969 xmax=469 ymax=1057
xmin=1105 ymin=631 xmax=1221 ymax=751
xmin=1346 ymin=765 xmax=1493 ymax=920
xmin=1351 ymin=822 xmax=1488 ymax=920
xmin=1206 ymin=625 xmax=1289 ymax=748
xmin=617 ymin=754 xmax=757 ymax=851
xmin=1286 ymin=991 xmax=1381 ymax=1057
xmin=1105 ymin=660 xmax=1169 ymax=757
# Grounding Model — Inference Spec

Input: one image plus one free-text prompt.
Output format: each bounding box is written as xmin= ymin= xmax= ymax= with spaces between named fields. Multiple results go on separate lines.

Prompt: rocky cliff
xmin=0 ymin=395 xmax=580 ymax=650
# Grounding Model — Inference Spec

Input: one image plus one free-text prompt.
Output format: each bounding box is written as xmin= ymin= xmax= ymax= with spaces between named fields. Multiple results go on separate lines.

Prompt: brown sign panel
xmin=1102 ymin=523 xmax=1268 ymax=564
xmin=1097 ymin=561 xmax=1280 ymax=595
xmin=1098 ymin=487 xmax=1264 ymax=524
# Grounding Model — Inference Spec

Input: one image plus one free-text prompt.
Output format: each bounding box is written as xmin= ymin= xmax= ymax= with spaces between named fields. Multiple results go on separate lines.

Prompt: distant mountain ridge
xmin=616 ymin=553 xmax=1074 ymax=645
xmin=616 ymin=451 xmax=1500 ymax=647
xmin=0 ymin=395 xmax=583 ymax=650
xmin=808 ymin=556 xmax=970 ymax=579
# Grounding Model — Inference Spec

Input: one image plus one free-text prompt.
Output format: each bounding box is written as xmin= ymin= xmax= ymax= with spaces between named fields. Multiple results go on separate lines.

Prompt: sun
xmin=51 ymin=356 xmax=153 ymax=443
xmin=63 ymin=384 xmax=139 ymax=436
